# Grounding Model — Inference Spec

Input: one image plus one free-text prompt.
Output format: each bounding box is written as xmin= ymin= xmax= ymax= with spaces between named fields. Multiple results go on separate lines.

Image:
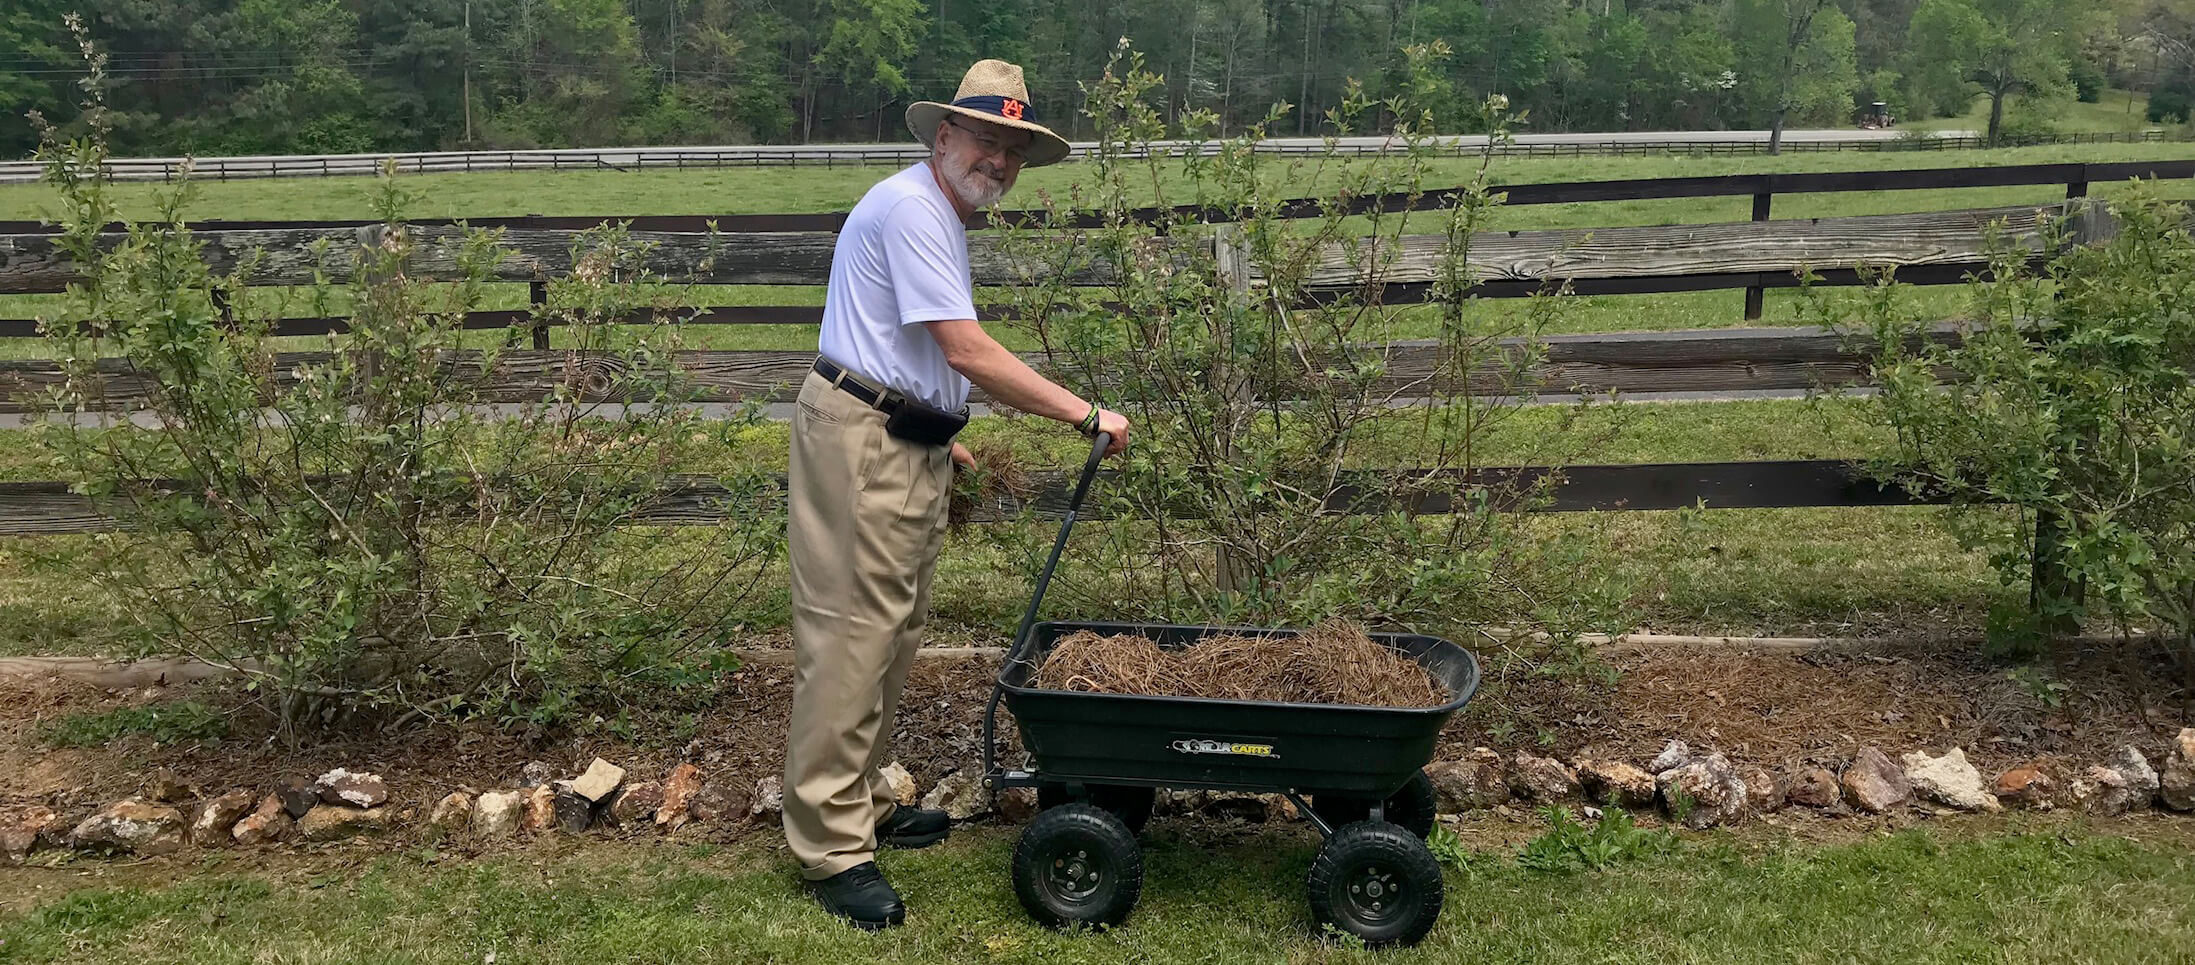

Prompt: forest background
xmin=6 ymin=0 xmax=2195 ymax=160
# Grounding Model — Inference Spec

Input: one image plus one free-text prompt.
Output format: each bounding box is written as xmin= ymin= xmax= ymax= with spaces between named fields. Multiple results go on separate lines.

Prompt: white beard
xmin=941 ymin=154 xmax=1012 ymax=209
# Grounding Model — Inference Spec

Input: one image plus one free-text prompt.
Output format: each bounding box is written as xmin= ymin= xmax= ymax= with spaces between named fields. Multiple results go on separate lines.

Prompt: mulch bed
xmin=1451 ymin=638 xmax=2184 ymax=774
xmin=2 ymin=637 xmax=2187 ymax=826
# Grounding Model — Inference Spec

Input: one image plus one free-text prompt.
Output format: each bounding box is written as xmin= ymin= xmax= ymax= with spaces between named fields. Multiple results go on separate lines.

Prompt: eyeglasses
xmin=946 ymin=117 xmax=1031 ymax=164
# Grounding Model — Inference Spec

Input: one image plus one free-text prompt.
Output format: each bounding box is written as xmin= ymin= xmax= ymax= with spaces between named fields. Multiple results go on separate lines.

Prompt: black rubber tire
xmin=1012 ymin=803 xmax=1144 ymax=929
xmin=1306 ymin=820 xmax=1445 ymax=948
xmin=1036 ymin=783 xmax=1157 ymax=835
xmin=1308 ymin=770 xmax=1438 ymax=839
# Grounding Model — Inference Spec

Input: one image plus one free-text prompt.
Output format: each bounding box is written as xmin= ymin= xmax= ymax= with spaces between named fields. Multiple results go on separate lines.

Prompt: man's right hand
xmin=1094 ymin=409 xmax=1130 ymax=456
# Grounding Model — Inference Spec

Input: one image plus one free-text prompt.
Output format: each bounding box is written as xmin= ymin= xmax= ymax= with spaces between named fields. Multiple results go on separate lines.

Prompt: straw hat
xmin=905 ymin=59 xmax=1072 ymax=167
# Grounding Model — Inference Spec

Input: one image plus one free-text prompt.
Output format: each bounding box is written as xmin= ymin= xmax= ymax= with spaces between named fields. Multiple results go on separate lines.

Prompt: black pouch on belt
xmin=882 ymin=393 xmax=970 ymax=447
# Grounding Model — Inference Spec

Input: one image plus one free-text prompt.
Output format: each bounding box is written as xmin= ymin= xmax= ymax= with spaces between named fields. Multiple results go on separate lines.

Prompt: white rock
xmin=2160 ymin=729 xmax=2195 ymax=812
xmin=878 ymin=762 xmax=919 ymax=807
xmin=749 ymin=775 xmax=783 ymax=821
xmin=569 ymin=758 xmax=626 ymax=803
xmin=429 ymin=792 xmax=474 ymax=831
xmin=1648 ymin=739 xmax=1693 ymax=774
xmin=921 ymin=774 xmax=984 ymax=821
xmin=472 ymin=790 xmax=526 ymax=838
xmin=70 ymin=799 xmax=186 ymax=855
xmin=1900 ymin=748 xmax=2002 ymax=813
xmin=1656 ymin=753 xmax=1747 ymax=829
xmin=2085 ymin=746 xmax=2160 ymax=815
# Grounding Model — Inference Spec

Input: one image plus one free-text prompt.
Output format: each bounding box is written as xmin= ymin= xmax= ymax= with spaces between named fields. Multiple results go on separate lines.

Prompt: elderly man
xmin=784 ymin=59 xmax=1131 ymax=930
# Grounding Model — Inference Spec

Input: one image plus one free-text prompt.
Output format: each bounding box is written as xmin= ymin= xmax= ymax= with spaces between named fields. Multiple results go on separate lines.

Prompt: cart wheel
xmin=1037 ymin=783 xmax=1156 ymax=835
xmin=1012 ymin=803 xmax=1144 ymax=929
xmin=1308 ymin=770 xmax=1437 ymax=839
xmin=1306 ymin=821 xmax=1444 ymax=948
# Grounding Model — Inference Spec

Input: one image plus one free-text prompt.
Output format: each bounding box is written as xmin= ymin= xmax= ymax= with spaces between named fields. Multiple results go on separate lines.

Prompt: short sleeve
xmin=880 ymin=198 xmax=979 ymax=326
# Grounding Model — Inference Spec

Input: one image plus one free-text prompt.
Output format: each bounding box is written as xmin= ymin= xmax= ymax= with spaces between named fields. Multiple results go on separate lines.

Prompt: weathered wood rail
xmin=1280 ymin=203 xmax=2071 ymax=298
xmin=2 ymin=159 xmax=2183 ymax=310
xmin=0 ymin=459 xmax=1927 ymax=536
xmin=0 ymin=198 xmax=2088 ymax=355
xmin=0 ymin=161 xmax=2172 ymax=530
xmin=0 ymin=323 xmax=1959 ymax=413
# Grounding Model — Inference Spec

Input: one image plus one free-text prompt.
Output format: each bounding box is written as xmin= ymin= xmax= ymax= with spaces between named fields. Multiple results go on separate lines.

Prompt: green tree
xmin=1907 ymin=0 xmax=2089 ymax=142
xmin=1650 ymin=7 xmax=1743 ymax=130
xmin=199 ymin=0 xmax=371 ymax=153
xmin=0 ymin=0 xmax=71 ymax=157
xmin=348 ymin=0 xmax=467 ymax=150
xmin=488 ymin=0 xmax=647 ymax=146
xmin=811 ymin=0 xmax=924 ymax=141
xmin=1737 ymin=0 xmax=1860 ymax=152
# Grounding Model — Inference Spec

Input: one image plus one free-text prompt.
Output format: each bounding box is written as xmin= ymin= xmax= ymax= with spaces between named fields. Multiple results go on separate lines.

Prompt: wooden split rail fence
xmin=0 ymin=159 xmax=2186 ymax=536
xmin=0 ymin=131 xmax=2166 ymax=184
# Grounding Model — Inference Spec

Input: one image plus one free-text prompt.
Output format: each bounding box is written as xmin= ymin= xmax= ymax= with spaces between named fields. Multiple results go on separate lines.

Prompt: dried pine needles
xmin=1030 ymin=620 xmax=1447 ymax=708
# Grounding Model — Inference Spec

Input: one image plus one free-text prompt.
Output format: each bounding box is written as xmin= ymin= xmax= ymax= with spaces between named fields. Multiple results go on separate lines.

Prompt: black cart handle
xmin=1006 ymin=430 xmax=1111 ymax=666
xmin=984 ymin=430 xmax=1110 ymax=790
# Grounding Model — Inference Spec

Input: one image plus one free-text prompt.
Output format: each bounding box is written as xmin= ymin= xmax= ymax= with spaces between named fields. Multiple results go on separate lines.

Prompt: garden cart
xmin=980 ymin=432 xmax=1484 ymax=948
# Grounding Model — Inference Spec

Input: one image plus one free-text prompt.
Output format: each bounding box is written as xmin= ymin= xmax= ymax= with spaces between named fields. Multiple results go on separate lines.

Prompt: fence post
xmin=531 ymin=280 xmax=550 ymax=349
xmin=1211 ymin=224 xmax=1257 ymax=597
xmin=1744 ymin=191 xmax=1772 ymax=320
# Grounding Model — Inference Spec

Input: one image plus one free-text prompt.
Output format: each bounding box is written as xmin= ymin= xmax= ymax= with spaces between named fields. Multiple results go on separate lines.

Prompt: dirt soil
xmin=2 ymin=637 xmax=2188 ymax=834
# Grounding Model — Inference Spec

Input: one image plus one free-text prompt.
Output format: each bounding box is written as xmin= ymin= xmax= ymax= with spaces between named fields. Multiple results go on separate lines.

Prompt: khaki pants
xmin=782 ymin=368 xmax=952 ymax=880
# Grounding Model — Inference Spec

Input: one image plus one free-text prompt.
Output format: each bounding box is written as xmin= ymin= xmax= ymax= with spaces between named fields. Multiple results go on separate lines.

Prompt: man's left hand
xmin=950 ymin=442 xmax=976 ymax=470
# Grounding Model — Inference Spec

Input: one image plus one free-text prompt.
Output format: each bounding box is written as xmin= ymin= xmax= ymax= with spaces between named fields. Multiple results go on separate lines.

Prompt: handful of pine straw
xmin=1031 ymin=620 xmax=1447 ymax=709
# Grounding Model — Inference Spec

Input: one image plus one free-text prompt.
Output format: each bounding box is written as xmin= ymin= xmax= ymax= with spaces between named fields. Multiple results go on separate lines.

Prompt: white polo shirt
xmin=817 ymin=162 xmax=977 ymax=411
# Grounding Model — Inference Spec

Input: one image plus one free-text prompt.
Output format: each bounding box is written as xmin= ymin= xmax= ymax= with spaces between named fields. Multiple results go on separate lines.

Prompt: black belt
xmin=814 ymin=357 xmax=899 ymax=410
xmin=812 ymin=356 xmax=969 ymax=447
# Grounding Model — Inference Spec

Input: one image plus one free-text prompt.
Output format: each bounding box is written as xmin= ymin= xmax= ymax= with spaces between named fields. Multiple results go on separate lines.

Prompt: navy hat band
xmin=951 ymin=94 xmax=1037 ymax=124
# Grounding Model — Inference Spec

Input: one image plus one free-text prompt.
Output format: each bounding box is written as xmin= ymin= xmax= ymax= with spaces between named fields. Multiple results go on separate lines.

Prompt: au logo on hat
xmin=1001 ymin=98 xmax=1024 ymax=120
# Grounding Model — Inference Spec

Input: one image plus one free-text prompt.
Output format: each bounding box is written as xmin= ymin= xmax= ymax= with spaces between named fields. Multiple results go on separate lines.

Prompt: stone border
xmin=7 ymin=640 xmax=2191 ymax=865
xmin=9 ymin=731 xmax=2193 ymax=866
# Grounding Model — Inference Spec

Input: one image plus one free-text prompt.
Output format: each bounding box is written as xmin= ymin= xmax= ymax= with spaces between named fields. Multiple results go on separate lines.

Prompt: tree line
xmin=3 ymin=0 xmax=2189 ymax=159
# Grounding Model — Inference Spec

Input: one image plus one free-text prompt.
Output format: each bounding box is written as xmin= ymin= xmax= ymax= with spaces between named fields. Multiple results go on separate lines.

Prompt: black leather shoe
xmin=809 ymin=862 xmax=905 ymax=930
xmin=876 ymin=805 xmax=951 ymax=849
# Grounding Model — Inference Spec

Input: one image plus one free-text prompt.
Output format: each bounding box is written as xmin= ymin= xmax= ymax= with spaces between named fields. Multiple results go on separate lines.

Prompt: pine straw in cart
xmin=1030 ymin=621 xmax=1448 ymax=708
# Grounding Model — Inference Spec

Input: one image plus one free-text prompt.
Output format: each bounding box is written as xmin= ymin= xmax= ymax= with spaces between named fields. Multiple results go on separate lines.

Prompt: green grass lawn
xmin=1912 ymin=90 xmax=2163 ymax=136
xmin=3 ymin=821 xmax=2190 ymax=964
xmin=3 ymin=141 xmax=2187 ymax=225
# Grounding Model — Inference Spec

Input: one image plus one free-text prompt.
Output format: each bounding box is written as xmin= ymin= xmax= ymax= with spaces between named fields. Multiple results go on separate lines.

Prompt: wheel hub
xmin=1049 ymin=849 xmax=1102 ymax=900
xmin=1346 ymin=864 xmax=1400 ymax=919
